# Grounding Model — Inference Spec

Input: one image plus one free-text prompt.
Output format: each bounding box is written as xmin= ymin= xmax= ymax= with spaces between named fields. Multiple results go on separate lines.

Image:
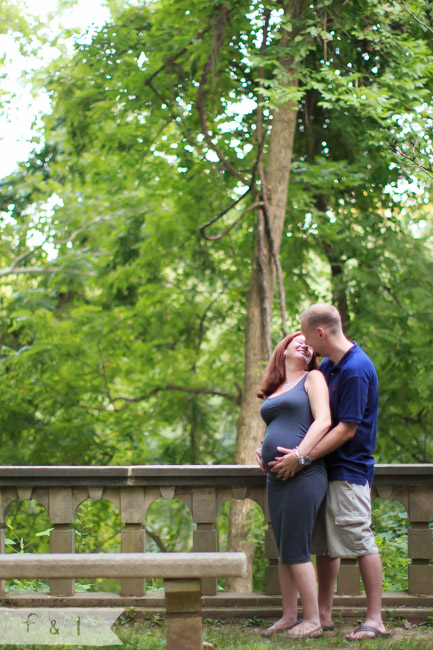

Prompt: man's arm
xmin=309 ymin=421 xmax=358 ymax=461
xmin=271 ymin=421 xmax=358 ymax=479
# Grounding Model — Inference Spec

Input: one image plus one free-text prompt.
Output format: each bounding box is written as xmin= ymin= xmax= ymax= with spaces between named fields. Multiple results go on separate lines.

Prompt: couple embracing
xmin=255 ymin=303 xmax=389 ymax=641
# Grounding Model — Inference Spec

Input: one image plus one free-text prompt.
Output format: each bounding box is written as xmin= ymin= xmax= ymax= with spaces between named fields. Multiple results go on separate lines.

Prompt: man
xmin=298 ymin=303 xmax=388 ymax=640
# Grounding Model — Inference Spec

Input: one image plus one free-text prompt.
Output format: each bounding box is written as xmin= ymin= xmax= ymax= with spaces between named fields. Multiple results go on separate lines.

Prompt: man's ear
xmin=317 ymin=326 xmax=326 ymax=339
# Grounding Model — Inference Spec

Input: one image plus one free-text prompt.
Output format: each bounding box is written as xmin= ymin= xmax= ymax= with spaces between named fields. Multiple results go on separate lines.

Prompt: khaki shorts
xmin=312 ymin=480 xmax=378 ymax=558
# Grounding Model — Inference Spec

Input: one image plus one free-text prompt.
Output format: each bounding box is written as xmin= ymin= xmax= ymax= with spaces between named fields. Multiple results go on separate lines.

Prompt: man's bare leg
xmin=345 ymin=554 xmax=386 ymax=640
xmin=316 ymin=555 xmax=340 ymax=628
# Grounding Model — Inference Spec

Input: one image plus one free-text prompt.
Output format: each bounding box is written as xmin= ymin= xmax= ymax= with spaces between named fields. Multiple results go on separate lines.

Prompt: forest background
xmin=0 ymin=0 xmax=432 ymax=594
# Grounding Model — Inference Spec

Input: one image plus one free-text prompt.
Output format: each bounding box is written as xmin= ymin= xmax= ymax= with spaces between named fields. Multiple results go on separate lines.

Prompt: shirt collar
xmin=329 ymin=341 xmax=358 ymax=370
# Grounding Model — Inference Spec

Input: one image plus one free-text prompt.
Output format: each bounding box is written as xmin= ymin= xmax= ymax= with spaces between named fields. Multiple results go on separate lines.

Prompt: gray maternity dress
xmin=260 ymin=375 xmax=327 ymax=564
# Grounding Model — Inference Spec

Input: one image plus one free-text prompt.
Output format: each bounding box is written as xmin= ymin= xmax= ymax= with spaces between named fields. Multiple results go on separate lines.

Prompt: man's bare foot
xmin=319 ymin=608 xmax=334 ymax=630
xmin=345 ymin=622 xmax=390 ymax=640
xmin=322 ymin=623 xmax=335 ymax=631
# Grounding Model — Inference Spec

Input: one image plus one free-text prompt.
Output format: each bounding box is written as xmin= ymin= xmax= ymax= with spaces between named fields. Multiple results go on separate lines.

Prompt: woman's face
xmin=285 ymin=335 xmax=314 ymax=366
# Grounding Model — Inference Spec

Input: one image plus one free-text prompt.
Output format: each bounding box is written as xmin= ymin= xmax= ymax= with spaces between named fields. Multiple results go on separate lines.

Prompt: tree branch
xmin=195 ymin=294 xmax=223 ymax=356
xmin=388 ymin=138 xmax=433 ymax=179
xmin=200 ymin=200 xmax=263 ymax=240
xmin=197 ymin=4 xmax=249 ymax=185
xmin=258 ymin=158 xmax=288 ymax=337
xmin=256 ymin=7 xmax=270 ymax=150
xmin=256 ymin=7 xmax=288 ymax=338
xmin=144 ymin=527 xmax=168 ymax=552
xmin=393 ymin=0 xmax=433 ymax=34
xmin=0 ymin=216 xmax=112 ymax=280
xmin=0 ymin=266 xmax=62 ymax=278
xmin=112 ymin=383 xmax=240 ymax=411
xmin=97 ymin=343 xmax=118 ymax=411
xmin=55 ymin=215 xmax=112 ymax=245
xmin=257 ymin=207 xmax=273 ymax=359
xmin=143 ymin=22 xmax=215 ymax=88
xmin=199 ymin=184 xmax=251 ymax=235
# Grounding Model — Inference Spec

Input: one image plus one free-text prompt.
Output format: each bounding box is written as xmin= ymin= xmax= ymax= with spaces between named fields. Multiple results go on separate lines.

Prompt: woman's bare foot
xmin=260 ymin=616 xmax=301 ymax=637
xmin=287 ymin=620 xmax=323 ymax=639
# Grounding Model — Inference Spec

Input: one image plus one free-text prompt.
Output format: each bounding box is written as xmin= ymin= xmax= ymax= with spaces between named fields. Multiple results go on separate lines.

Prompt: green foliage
xmin=3 ymin=500 xmax=51 ymax=593
xmin=145 ymin=499 xmax=194 ymax=553
xmin=373 ymin=499 xmax=409 ymax=592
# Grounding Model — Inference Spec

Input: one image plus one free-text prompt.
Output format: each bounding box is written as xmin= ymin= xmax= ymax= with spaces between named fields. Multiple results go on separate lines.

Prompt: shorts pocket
xmin=335 ymin=514 xmax=365 ymax=526
xmin=333 ymin=514 xmax=366 ymax=553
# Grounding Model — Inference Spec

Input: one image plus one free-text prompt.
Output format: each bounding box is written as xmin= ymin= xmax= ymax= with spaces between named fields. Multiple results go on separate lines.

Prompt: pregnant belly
xmin=262 ymin=428 xmax=300 ymax=472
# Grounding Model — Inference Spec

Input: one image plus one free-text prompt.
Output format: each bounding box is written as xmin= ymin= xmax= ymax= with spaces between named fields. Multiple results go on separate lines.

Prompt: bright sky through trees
xmin=0 ymin=0 xmax=109 ymax=177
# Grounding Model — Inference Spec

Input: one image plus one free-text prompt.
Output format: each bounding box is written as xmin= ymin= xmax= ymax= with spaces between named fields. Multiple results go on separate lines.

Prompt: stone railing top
xmin=0 ymin=464 xmax=431 ymax=487
xmin=0 ymin=552 xmax=248 ymax=579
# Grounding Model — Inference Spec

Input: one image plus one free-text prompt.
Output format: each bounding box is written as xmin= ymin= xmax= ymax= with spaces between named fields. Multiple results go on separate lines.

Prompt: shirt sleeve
xmin=337 ymin=374 xmax=369 ymax=424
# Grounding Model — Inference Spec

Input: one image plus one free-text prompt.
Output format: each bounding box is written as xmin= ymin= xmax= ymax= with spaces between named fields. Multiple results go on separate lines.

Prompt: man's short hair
xmin=300 ymin=303 xmax=342 ymax=334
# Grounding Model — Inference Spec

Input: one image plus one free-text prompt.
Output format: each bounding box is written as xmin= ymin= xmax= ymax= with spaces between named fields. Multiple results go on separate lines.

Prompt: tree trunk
xmin=321 ymin=241 xmax=350 ymax=333
xmin=227 ymin=0 xmax=305 ymax=591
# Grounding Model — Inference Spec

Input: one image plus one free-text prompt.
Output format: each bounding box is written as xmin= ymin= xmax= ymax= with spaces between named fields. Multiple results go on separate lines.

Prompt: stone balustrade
xmin=0 ymin=464 xmax=431 ymax=618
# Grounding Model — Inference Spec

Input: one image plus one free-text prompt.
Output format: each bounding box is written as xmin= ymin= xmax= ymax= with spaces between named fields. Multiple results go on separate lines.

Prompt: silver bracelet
xmin=293 ymin=446 xmax=304 ymax=465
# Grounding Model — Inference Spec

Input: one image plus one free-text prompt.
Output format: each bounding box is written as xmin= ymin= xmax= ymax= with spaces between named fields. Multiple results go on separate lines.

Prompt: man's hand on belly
xmin=268 ymin=447 xmax=301 ymax=480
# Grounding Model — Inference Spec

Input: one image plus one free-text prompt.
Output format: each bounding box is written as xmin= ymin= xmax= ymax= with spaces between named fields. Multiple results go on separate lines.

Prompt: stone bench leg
xmin=164 ymin=579 xmax=202 ymax=650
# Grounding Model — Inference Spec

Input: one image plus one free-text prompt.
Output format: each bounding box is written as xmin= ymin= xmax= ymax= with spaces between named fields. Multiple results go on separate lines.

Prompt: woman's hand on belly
xmin=255 ymin=444 xmax=266 ymax=472
xmin=268 ymin=447 xmax=300 ymax=480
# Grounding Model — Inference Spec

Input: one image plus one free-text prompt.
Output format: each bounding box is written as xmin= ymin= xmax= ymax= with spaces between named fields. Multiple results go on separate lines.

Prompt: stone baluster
xmin=120 ymin=487 xmax=146 ymax=596
xmin=164 ymin=579 xmax=202 ymax=650
xmin=336 ymin=559 xmax=361 ymax=595
xmin=0 ymin=488 xmax=13 ymax=596
xmin=192 ymin=488 xmax=217 ymax=596
xmin=264 ymin=521 xmax=280 ymax=595
xmin=0 ymin=521 xmax=5 ymax=595
xmin=259 ymin=486 xmax=280 ymax=595
xmin=408 ymin=486 xmax=433 ymax=594
xmin=48 ymin=488 xmax=75 ymax=596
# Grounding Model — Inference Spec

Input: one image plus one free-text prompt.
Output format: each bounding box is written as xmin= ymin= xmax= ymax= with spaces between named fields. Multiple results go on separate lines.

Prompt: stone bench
xmin=0 ymin=552 xmax=247 ymax=650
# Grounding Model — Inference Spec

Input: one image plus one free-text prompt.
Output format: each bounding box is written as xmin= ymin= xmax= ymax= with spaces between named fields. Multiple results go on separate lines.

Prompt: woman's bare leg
xmin=262 ymin=562 xmax=298 ymax=633
xmin=278 ymin=562 xmax=299 ymax=625
xmin=288 ymin=561 xmax=322 ymax=637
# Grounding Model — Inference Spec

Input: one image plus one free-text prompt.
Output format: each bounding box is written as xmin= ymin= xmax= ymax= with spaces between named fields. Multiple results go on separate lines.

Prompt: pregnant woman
xmin=256 ymin=332 xmax=331 ymax=639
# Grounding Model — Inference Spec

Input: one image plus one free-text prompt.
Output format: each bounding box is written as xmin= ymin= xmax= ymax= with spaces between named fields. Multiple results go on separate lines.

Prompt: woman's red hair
xmin=257 ymin=332 xmax=318 ymax=400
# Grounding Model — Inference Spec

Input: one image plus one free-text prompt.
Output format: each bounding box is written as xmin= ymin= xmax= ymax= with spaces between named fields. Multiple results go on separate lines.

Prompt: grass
xmin=1 ymin=618 xmax=433 ymax=649
xmin=117 ymin=619 xmax=433 ymax=649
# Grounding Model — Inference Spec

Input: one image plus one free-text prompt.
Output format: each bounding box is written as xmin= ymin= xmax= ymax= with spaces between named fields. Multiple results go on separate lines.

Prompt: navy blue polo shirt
xmin=319 ymin=342 xmax=378 ymax=486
